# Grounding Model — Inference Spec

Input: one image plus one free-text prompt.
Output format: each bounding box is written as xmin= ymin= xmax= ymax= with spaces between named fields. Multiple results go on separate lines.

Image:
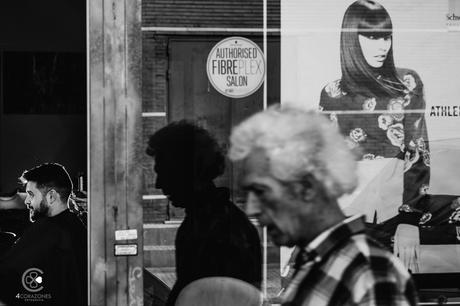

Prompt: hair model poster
xmin=281 ymin=0 xmax=460 ymax=276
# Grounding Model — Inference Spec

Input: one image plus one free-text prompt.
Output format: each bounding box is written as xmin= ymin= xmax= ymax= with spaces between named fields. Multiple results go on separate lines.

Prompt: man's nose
xmin=245 ymin=192 xmax=261 ymax=217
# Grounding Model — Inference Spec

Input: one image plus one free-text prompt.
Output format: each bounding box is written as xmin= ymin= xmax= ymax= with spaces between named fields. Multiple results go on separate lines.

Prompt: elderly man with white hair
xmin=229 ymin=105 xmax=418 ymax=306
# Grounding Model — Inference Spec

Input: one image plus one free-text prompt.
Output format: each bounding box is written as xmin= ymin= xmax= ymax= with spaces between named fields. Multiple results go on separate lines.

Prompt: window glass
xmin=282 ymin=0 xmax=460 ymax=298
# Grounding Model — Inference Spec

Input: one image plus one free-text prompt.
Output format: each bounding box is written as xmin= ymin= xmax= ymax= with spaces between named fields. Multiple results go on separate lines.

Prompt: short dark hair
xmin=146 ymin=120 xmax=225 ymax=182
xmin=20 ymin=163 xmax=73 ymax=201
xmin=340 ymin=0 xmax=405 ymax=96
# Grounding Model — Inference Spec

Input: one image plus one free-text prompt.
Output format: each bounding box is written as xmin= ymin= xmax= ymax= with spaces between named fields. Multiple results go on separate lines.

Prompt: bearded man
xmin=0 ymin=163 xmax=87 ymax=306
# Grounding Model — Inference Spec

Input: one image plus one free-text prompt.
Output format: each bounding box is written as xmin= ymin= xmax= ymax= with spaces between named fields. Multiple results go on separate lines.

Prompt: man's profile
xmin=229 ymin=105 xmax=418 ymax=305
xmin=146 ymin=121 xmax=262 ymax=306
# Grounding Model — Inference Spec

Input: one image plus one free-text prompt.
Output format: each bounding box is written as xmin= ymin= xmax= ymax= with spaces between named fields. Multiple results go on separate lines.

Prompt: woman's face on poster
xmin=358 ymin=34 xmax=392 ymax=68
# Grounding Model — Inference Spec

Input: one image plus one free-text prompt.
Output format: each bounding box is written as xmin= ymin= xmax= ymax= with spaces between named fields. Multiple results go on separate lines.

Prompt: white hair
xmin=229 ymin=105 xmax=358 ymax=198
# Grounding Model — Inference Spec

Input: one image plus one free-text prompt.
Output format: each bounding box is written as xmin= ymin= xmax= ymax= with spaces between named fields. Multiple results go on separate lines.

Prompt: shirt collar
xmin=300 ymin=215 xmax=365 ymax=263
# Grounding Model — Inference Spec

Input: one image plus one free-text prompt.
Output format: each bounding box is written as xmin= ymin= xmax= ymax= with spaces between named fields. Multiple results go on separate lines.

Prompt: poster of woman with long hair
xmin=282 ymin=0 xmax=460 ymax=275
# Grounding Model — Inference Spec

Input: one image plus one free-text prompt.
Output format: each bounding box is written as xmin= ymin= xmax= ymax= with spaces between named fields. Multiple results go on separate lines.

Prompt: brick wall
xmin=142 ymin=33 xmax=168 ymax=222
xmin=142 ymin=0 xmax=280 ymax=29
xmin=142 ymin=34 xmax=169 ymax=113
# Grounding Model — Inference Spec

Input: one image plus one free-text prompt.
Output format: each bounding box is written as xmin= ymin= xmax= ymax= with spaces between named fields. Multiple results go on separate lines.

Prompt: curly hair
xmin=146 ymin=120 xmax=225 ymax=182
xmin=229 ymin=105 xmax=358 ymax=198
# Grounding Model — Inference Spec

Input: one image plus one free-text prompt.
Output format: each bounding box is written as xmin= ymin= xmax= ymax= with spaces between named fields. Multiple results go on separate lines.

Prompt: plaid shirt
xmin=281 ymin=215 xmax=418 ymax=306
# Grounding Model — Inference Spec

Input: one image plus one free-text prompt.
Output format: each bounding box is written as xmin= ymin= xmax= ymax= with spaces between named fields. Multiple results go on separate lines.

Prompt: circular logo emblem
xmin=22 ymin=268 xmax=44 ymax=293
xmin=206 ymin=36 xmax=265 ymax=98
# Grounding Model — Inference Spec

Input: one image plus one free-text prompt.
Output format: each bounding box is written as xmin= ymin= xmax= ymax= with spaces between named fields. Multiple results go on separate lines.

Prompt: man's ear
xmin=47 ymin=189 xmax=58 ymax=204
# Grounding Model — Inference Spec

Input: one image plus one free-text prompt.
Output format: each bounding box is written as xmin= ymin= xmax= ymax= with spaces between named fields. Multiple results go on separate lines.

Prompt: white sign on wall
xmin=115 ymin=229 xmax=138 ymax=241
xmin=206 ymin=36 xmax=265 ymax=99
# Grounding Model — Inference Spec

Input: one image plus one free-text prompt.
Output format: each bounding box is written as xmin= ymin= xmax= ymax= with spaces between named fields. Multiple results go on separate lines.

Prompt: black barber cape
xmin=0 ymin=209 xmax=87 ymax=306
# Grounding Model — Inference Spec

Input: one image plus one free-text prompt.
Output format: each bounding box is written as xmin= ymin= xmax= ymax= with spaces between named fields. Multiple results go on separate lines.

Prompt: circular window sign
xmin=206 ymin=37 xmax=265 ymax=99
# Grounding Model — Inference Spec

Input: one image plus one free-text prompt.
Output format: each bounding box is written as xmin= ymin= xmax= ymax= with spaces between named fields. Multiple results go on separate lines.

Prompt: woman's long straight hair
xmin=340 ymin=0 xmax=406 ymax=97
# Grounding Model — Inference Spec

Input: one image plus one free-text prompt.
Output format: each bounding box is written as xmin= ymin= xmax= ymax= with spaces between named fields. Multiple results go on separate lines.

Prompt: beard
xmin=29 ymin=199 xmax=49 ymax=222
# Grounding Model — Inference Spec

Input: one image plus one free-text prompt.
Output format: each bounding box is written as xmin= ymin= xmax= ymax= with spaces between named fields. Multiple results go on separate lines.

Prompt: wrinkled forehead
xmin=244 ymin=148 xmax=271 ymax=170
xmin=240 ymin=148 xmax=273 ymax=184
